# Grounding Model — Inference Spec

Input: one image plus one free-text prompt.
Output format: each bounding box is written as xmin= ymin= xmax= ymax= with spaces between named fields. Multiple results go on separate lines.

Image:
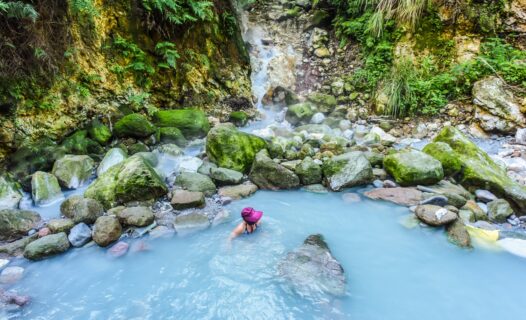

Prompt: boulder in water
xmin=422 ymin=142 xmax=462 ymax=176
xmin=278 ymin=234 xmax=346 ymax=296
xmin=217 ymin=182 xmax=258 ymax=199
xmin=116 ymin=206 xmax=154 ymax=227
xmin=384 ymin=149 xmax=444 ymax=186
xmin=0 ymin=266 xmax=24 ymax=284
xmin=171 ymin=190 xmax=205 ymax=210
xmin=415 ymin=205 xmax=457 ymax=226
xmin=206 ymin=123 xmax=267 ymax=172
xmin=0 ymin=209 xmax=41 ymax=241
xmin=175 ymin=172 xmax=216 ymax=196
xmin=153 ymin=109 xmax=210 ymax=138
xmin=47 ymin=218 xmax=74 ymax=234
xmin=61 ymin=196 xmax=104 ymax=224
xmin=159 ymin=127 xmax=187 ymax=146
xmin=52 ymin=155 xmax=94 ymax=189
xmin=31 ymin=171 xmax=64 ymax=206
xmin=446 ymin=219 xmax=471 ymax=248
xmin=173 ymin=212 xmax=210 ymax=234
xmin=364 ymin=187 xmax=423 ymax=206
xmin=210 ymin=167 xmax=243 ymax=185
xmin=249 ymin=150 xmax=300 ymax=190
xmin=23 ymin=232 xmax=70 ymax=260
xmin=0 ymin=175 xmax=22 ymax=210
xmin=68 ymin=223 xmax=92 ymax=247
xmin=286 ymin=102 xmax=315 ymax=125
xmin=487 ymin=199 xmax=514 ymax=223
xmin=92 ymin=216 xmax=122 ymax=247
xmin=114 ymin=114 xmax=156 ymax=138
xmin=295 ymin=157 xmax=322 ymax=185
xmin=97 ymin=148 xmax=127 ymax=176
xmin=107 ymin=241 xmax=129 ymax=258
xmin=322 ymin=151 xmax=373 ymax=191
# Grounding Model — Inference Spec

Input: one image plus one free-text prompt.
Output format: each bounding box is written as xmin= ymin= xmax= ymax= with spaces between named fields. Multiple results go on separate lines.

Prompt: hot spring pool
xmin=5 ymin=189 xmax=526 ymax=320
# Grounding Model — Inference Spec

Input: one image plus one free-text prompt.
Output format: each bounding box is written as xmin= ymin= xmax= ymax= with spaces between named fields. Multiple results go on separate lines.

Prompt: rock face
xmin=0 ymin=209 xmax=41 ymax=241
xmin=415 ymin=205 xmax=457 ymax=226
xmin=0 ymin=175 xmax=22 ymax=210
xmin=31 ymin=171 xmax=64 ymax=206
xmin=116 ymin=206 xmax=154 ymax=227
xmin=278 ymin=234 xmax=345 ymax=296
xmin=175 ymin=172 xmax=216 ymax=196
xmin=97 ymin=148 xmax=127 ymax=176
xmin=206 ymin=124 xmax=267 ymax=172
xmin=433 ymin=126 xmax=526 ymax=212
xmin=209 ymin=167 xmax=243 ymax=185
xmin=171 ymin=190 xmax=205 ymax=209
xmin=384 ymin=149 xmax=444 ymax=186
xmin=364 ymin=188 xmax=423 ymax=206
xmin=61 ymin=196 xmax=104 ymax=224
xmin=472 ymin=76 xmax=526 ymax=133
xmin=114 ymin=114 xmax=156 ymax=138
xmin=23 ymin=232 xmax=70 ymax=260
xmin=218 ymin=182 xmax=258 ymax=199
xmin=52 ymin=155 xmax=94 ymax=189
xmin=85 ymin=156 xmax=167 ymax=209
xmin=68 ymin=223 xmax=92 ymax=247
xmin=249 ymin=150 xmax=300 ymax=190
xmin=295 ymin=157 xmax=322 ymax=185
xmin=92 ymin=216 xmax=122 ymax=247
xmin=153 ymin=109 xmax=210 ymax=139
xmin=322 ymin=152 xmax=373 ymax=191
xmin=487 ymin=199 xmax=514 ymax=223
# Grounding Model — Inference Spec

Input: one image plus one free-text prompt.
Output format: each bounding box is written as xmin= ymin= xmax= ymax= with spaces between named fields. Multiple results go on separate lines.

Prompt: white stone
xmin=370 ymin=126 xmax=397 ymax=145
xmin=178 ymin=156 xmax=203 ymax=173
xmin=310 ymin=112 xmax=325 ymax=124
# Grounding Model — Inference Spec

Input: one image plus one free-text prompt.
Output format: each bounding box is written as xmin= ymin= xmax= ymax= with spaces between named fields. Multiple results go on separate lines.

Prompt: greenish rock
xmin=210 ymin=167 xmax=243 ymax=185
xmin=281 ymin=160 xmax=302 ymax=171
xmin=206 ymin=123 xmax=267 ymax=173
xmin=433 ymin=126 xmax=526 ymax=212
xmin=116 ymin=206 xmax=154 ymax=227
xmin=171 ymin=190 xmax=205 ymax=210
xmin=446 ymin=219 xmax=471 ymax=248
xmin=61 ymin=196 xmax=104 ymax=224
xmin=31 ymin=171 xmax=64 ymax=206
xmin=322 ymin=152 xmax=373 ymax=191
xmin=8 ymin=138 xmax=66 ymax=179
xmin=197 ymin=161 xmax=217 ymax=175
xmin=157 ymin=144 xmax=184 ymax=157
xmin=461 ymin=200 xmax=488 ymax=222
xmin=175 ymin=172 xmax=217 ymax=196
xmin=128 ymin=142 xmax=149 ymax=155
xmin=133 ymin=152 xmax=158 ymax=167
xmin=47 ymin=218 xmax=74 ymax=234
xmin=0 ymin=209 xmax=41 ymax=241
xmin=295 ymin=124 xmax=332 ymax=135
xmin=487 ymin=199 xmax=514 ymax=223
xmin=420 ymin=181 xmax=471 ymax=208
xmin=249 ymin=149 xmax=300 ymax=190
xmin=92 ymin=216 xmax=122 ymax=247
xmin=114 ymin=114 xmax=156 ymax=138
xmin=153 ymin=109 xmax=210 ymax=138
xmin=229 ymin=111 xmax=249 ymax=127
xmin=23 ymin=232 xmax=70 ymax=260
xmin=0 ymin=233 xmax=38 ymax=256
xmin=88 ymin=119 xmax=112 ymax=145
xmin=299 ymin=144 xmax=315 ymax=159
xmin=217 ymin=182 xmax=258 ymax=199
xmin=61 ymin=130 xmax=103 ymax=155
xmin=422 ymin=142 xmax=462 ymax=176
xmin=364 ymin=151 xmax=384 ymax=167
xmin=286 ymin=102 xmax=315 ymax=125
xmin=383 ymin=149 xmax=444 ymax=186
xmin=303 ymin=184 xmax=329 ymax=194
xmin=360 ymin=132 xmax=380 ymax=146
xmin=84 ymin=156 xmax=167 ymax=209
xmin=0 ymin=175 xmax=23 ymax=210
xmin=159 ymin=127 xmax=187 ymax=147
xmin=307 ymin=93 xmax=337 ymax=113
xmin=98 ymin=148 xmax=127 ymax=176
xmin=295 ymin=157 xmax=322 ymax=185
xmin=52 ymin=155 xmax=94 ymax=189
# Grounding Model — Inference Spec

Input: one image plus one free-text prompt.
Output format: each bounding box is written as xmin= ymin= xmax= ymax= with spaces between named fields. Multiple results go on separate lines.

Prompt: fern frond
xmin=0 ymin=1 xmax=38 ymax=22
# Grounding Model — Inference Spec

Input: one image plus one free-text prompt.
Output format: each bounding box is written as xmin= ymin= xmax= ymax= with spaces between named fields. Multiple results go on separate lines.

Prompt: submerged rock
xmin=206 ymin=123 xmax=267 ymax=172
xmin=68 ymin=223 xmax=92 ymax=247
xmin=108 ymin=241 xmax=129 ymax=258
xmin=92 ymin=216 xmax=122 ymax=247
xmin=153 ymin=109 xmax=210 ymax=139
xmin=210 ymin=167 xmax=244 ymax=185
xmin=364 ymin=187 xmax=423 ymax=206
xmin=175 ymin=172 xmax=216 ymax=196
xmin=487 ymin=199 xmax=514 ymax=223
xmin=0 ymin=175 xmax=23 ymax=210
xmin=249 ymin=150 xmax=300 ymax=190
xmin=0 ymin=209 xmax=41 ymax=241
xmin=322 ymin=152 xmax=373 ymax=191
xmin=114 ymin=114 xmax=156 ymax=138
xmin=384 ymin=149 xmax=444 ymax=186
xmin=171 ymin=190 xmax=205 ymax=209
xmin=97 ymin=148 xmax=127 ymax=176
xmin=218 ymin=182 xmax=258 ymax=199
xmin=415 ymin=205 xmax=457 ymax=226
xmin=0 ymin=266 xmax=24 ymax=284
xmin=116 ymin=206 xmax=154 ymax=227
xmin=173 ymin=212 xmax=210 ymax=234
xmin=52 ymin=155 xmax=94 ymax=189
xmin=446 ymin=219 xmax=472 ymax=248
xmin=23 ymin=232 xmax=70 ymax=260
xmin=31 ymin=171 xmax=64 ymax=206
xmin=278 ymin=234 xmax=345 ymax=296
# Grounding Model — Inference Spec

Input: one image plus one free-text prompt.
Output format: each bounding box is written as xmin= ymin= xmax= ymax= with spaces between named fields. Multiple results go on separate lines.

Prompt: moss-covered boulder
xmin=97 ymin=148 xmax=127 ymax=176
xmin=8 ymin=138 xmax=66 ymax=179
xmin=206 ymin=124 xmax=267 ymax=173
xmin=61 ymin=130 xmax=103 ymax=155
xmin=153 ymin=109 xmax=210 ymax=138
xmin=159 ymin=127 xmax=187 ymax=146
xmin=175 ymin=172 xmax=216 ymax=196
xmin=446 ymin=219 xmax=471 ymax=248
xmin=286 ymin=102 xmax=315 ymax=125
xmin=31 ymin=171 xmax=64 ymax=206
xmin=307 ymin=93 xmax=337 ymax=113
xmin=60 ymin=196 xmax=104 ymax=224
xmin=116 ymin=206 xmax=154 ymax=227
xmin=88 ymin=119 xmax=112 ymax=145
xmin=383 ymin=149 xmax=444 ymax=186
xmin=295 ymin=157 xmax=322 ymax=185
xmin=114 ymin=114 xmax=156 ymax=138
xmin=23 ymin=232 xmax=70 ymax=260
xmin=433 ymin=126 xmax=526 ymax=212
xmin=422 ymin=142 xmax=462 ymax=176
xmin=52 ymin=155 xmax=94 ymax=189
xmin=322 ymin=152 xmax=373 ymax=191
xmin=210 ymin=167 xmax=244 ymax=185
xmin=84 ymin=156 xmax=167 ymax=209
xmin=0 ymin=209 xmax=41 ymax=241
xmin=229 ymin=111 xmax=249 ymax=127
xmin=0 ymin=175 xmax=23 ymax=210
xmin=128 ymin=142 xmax=149 ymax=154
xmin=249 ymin=149 xmax=300 ymax=190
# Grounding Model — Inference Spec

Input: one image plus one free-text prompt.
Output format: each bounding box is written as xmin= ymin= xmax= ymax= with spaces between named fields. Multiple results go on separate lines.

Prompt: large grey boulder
xmin=97 ymin=148 xmax=127 ymax=176
xmin=383 ymin=149 xmax=444 ymax=186
xmin=60 ymin=196 xmax=104 ymax=224
xmin=249 ymin=150 xmax=300 ymax=190
xmin=0 ymin=209 xmax=41 ymax=241
xmin=210 ymin=167 xmax=243 ymax=185
xmin=175 ymin=172 xmax=216 ymax=196
xmin=116 ymin=206 xmax=154 ymax=227
xmin=278 ymin=234 xmax=346 ymax=296
xmin=31 ymin=171 xmax=64 ymax=206
xmin=92 ymin=216 xmax=122 ymax=247
xmin=322 ymin=152 xmax=373 ymax=191
xmin=52 ymin=155 xmax=94 ymax=189
xmin=171 ymin=190 xmax=205 ymax=210
xmin=218 ymin=182 xmax=258 ymax=199
xmin=23 ymin=233 xmax=70 ymax=260
xmin=0 ymin=175 xmax=22 ymax=210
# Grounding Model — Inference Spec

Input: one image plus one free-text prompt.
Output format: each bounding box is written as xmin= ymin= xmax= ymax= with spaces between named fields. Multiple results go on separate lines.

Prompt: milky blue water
xmin=6 ymin=189 xmax=526 ymax=320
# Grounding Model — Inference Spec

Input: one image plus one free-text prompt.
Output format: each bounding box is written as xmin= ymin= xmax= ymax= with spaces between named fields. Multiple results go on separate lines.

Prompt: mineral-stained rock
xmin=364 ymin=188 xmax=423 ymax=206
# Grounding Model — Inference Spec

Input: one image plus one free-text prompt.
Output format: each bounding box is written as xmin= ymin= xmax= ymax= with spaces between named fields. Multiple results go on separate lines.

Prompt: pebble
xmin=420 ymin=195 xmax=448 ymax=207
xmin=107 ymin=241 xmax=129 ymax=258
xmin=0 ymin=266 xmax=24 ymax=284
xmin=383 ymin=180 xmax=397 ymax=188
xmin=38 ymin=227 xmax=51 ymax=237
xmin=477 ymin=202 xmax=488 ymax=213
xmin=68 ymin=223 xmax=92 ymax=247
xmin=475 ymin=189 xmax=498 ymax=203
xmin=372 ymin=180 xmax=384 ymax=188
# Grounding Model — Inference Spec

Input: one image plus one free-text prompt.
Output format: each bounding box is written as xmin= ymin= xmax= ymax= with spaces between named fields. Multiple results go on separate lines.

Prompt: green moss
xmin=127 ymin=142 xmax=149 ymax=155
xmin=153 ymin=108 xmax=210 ymax=138
xmin=88 ymin=119 xmax=112 ymax=145
xmin=159 ymin=127 xmax=187 ymax=146
xmin=114 ymin=114 xmax=156 ymax=138
xmin=383 ymin=149 xmax=444 ymax=186
xmin=422 ymin=142 xmax=462 ymax=176
xmin=8 ymin=138 xmax=66 ymax=179
xmin=229 ymin=111 xmax=248 ymax=127
xmin=307 ymin=93 xmax=337 ymax=113
xmin=285 ymin=102 xmax=315 ymax=125
xmin=61 ymin=130 xmax=103 ymax=155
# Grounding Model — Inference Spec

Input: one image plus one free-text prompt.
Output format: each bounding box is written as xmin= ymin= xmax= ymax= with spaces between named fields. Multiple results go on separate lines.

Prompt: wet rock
xmin=0 ymin=175 xmax=23 ymax=210
xmin=37 ymin=227 xmax=50 ymax=237
xmin=60 ymin=130 xmax=103 ymax=155
xmin=384 ymin=149 xmax=444 ymax=186
xmin=420 ymin=195 xmax=448 ymax=207
xmin=175 ymin=172 xmax=216 ymax=196
xmin=475 ymin=189 xmax=498 ymax=203
xmin=31 ymin=171 xmax=64 ymax=206
xmin=153 ymin=109 xmax=210 ymax=139
xmin=229 ymin=111 xmax=249 ymax=127
xmin=85 ymin=155 xmax=167 ymax=209
xmin=68 ymin=223 xmax=92 ymax=247
xmin=173 ymin=212 xmax=210 ymax=234
xmin=342 ymin=193 xmax=361 ymax=203
xmin=117 ymin=206 xmax=154 ymax=227
xmin=134 ymin=152 xmax=158 ymax=167
xmin=418 ymin=181 xmax=471 ymax=208
xmin=197 ymin=161 xmax=217 ymax=176
xmin=415 ymin=205 xmax=457 ymax=226
xmin=249 ymin=150 xmax=300 ymax=190
xmin=87 ymin=119 xmax=112 ymax=145
xmin=92 ymin=216 xmax=122 ymax=247
xmin=278 ymin=234 xmax=345 ymax=296
xmin=210 ymin=167 xmax=243 ymax=185
xmin=498 ymin=238 xmax=526 ymax=258
xmin=516 ymin=128 xmax=526 ymax=145
xmin=0 ymin=259 xmax=8 ymax=269
xmin=370 ymin=127 xmax=396 ymax=146
xmin=61 ymin=196 xmax=104 ymax=224
xmin=157 ymin=144 xmax=184 ymax=157
xmin=114 ymin=114 xmax=156 ymax=138
xmin=322 ymin=151 xmax=373 ymax=191
xmin=52 ymin=155 xmax=94 ymax=189
xmin=310 ymin=112 xmax=325 ymax=124
xmin=149 ymin=225 xmax=175 ymax=239
xmin=0 ymin=289 xmax=30 ymax=306
xmin=178 ymin=156 xmax=203 ymax=173
xmin=372 ymin=180 xmax=384 ymax=188
xmin=97 ymin=148 xmax=127 ymax=176
xmin=364 ymin=187 xmax=423 ymax=206
xmin=0 ymin=234 xmax=38 ymax=256
xmin=446 ymin=219 xmax=471 ymax=248
xmin=218 ymin=182 xmax=258 ymax=199
xmin=206 ymin=124 xmax=267 ymax=172
xmin=383 ymin=180 xmax=397 ymax=188
xmin=487 ymin=199 xmax=514 ymax=223
xmin=295 ymin=157 xmax=322 ymax=185
xmin=23 ymin=232 xmax=70 ymax=260
xmin=0 ymin=209 xmax=41 ymax=241
xmin=286 ymin=102 xmax=315 ymax=125
xmin=159 ymin=127 xmax=187 ymax=146
xmin=107 ymin=241 xmax=129 ymax=258
xmin=171 ymin=190 xmax=205 ymax=210
xmin=422 ymin=142 xmax=462 ymax=176
xmin=0 ymin=266 xmax=24 ymax=284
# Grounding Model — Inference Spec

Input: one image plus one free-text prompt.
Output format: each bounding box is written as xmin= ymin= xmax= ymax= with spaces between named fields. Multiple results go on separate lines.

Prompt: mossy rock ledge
xmin=383 ymin=149 xmax=444 ymax=186
xmin=153 ymin=109 xmax=210 ymax=139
